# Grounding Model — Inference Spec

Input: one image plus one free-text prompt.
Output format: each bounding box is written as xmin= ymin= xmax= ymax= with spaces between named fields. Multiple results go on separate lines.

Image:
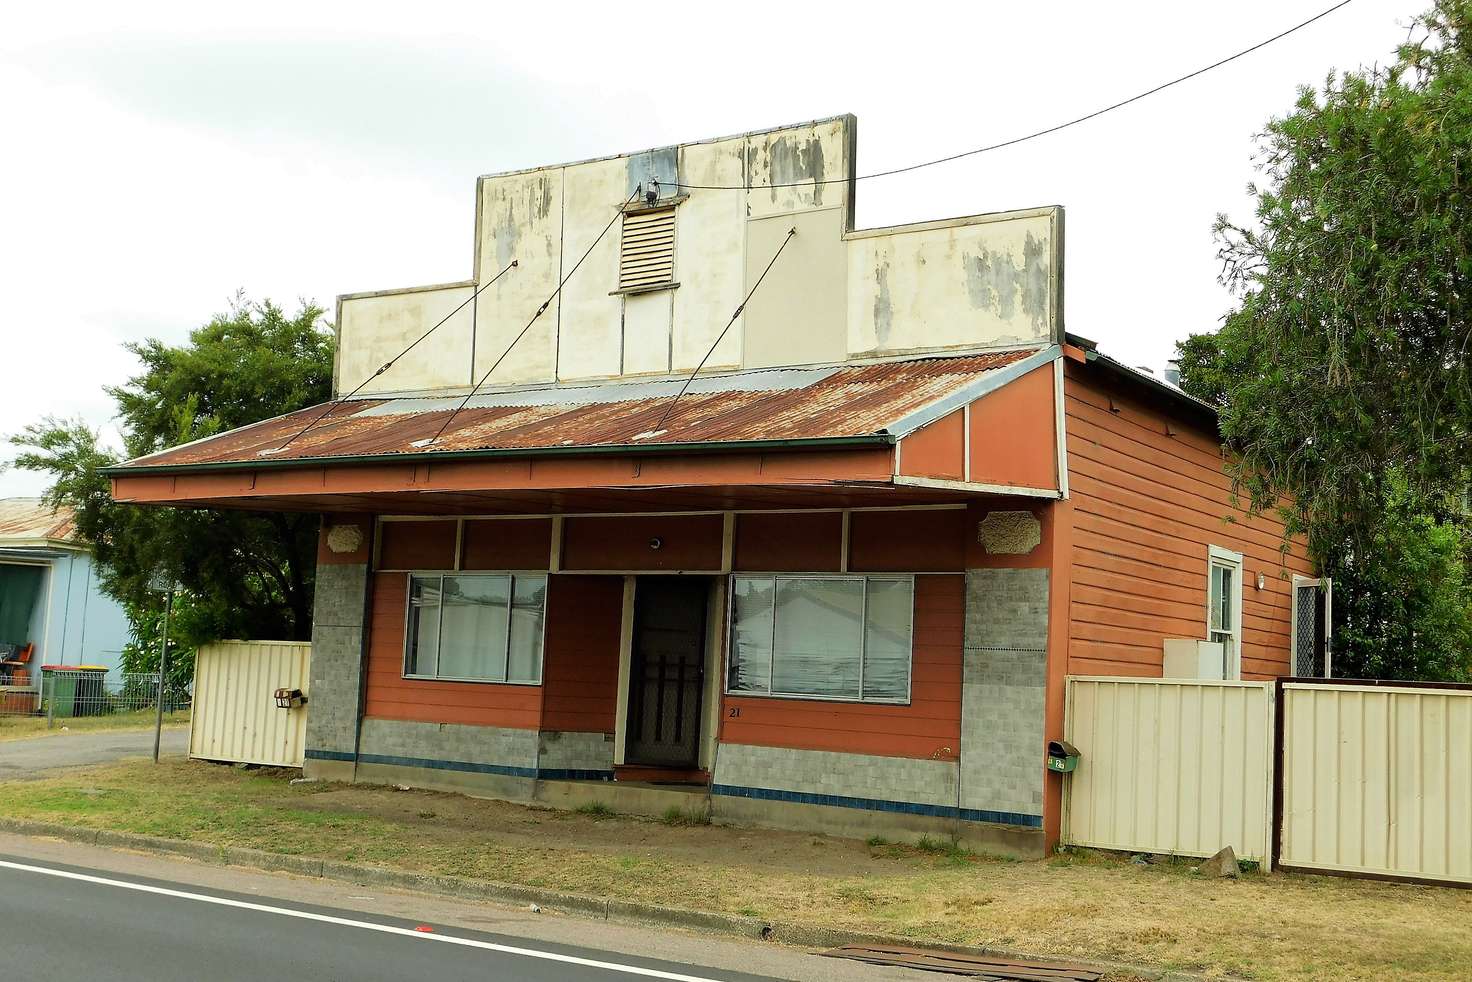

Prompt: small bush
xmin=660 ymin=805 xmax=711 ymax=826
xmin=575 ymin=801 xmax=615 ymax=819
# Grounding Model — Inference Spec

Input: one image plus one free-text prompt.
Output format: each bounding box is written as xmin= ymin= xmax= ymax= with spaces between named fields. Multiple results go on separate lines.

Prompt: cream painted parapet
xmin=333 ymin=114 xmax=1062 ymax=398
xmin=845 ymin=208 xmax=1061 ymax=359
xmin=336 ymin=282 xmax=476 ymax=396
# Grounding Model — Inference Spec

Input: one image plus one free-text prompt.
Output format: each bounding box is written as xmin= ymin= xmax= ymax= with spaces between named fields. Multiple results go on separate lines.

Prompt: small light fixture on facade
xmin=645 ymin=179 xmax=659 ymax=206
xmin=1256 ymin=571 xmax=1267 ymax=591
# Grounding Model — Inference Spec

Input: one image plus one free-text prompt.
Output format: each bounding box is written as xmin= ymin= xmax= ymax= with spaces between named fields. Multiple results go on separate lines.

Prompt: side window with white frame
xmin=1207 ymin=546 xmax=1244 ymax=679
xmin=727 ymin=574 xmax=914 ymax=703
xmin=404 ymin=573 xmax=547 ymax=684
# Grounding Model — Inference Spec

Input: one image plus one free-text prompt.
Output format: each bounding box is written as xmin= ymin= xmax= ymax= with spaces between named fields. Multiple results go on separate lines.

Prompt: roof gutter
xmin=100 ymin=434 xmax=898 ymax=478
xmin=1066 ymin=333 xmax=1219 ymax=424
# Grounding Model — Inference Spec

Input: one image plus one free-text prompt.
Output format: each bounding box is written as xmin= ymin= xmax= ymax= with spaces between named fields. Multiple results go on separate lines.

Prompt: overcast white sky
xmin=0 ymin=0 xmax=1416 ymax=496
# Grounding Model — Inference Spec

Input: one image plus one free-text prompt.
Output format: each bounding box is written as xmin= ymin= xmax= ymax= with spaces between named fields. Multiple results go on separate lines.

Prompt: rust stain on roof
xmin=122 ymin=349 xmax=1039 ymax=469
xmin=0 ymin=498 xmax=79 ymax=544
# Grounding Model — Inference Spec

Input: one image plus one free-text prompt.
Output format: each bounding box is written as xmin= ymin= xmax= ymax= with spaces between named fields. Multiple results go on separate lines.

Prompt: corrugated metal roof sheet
xmin=0 ymin=498 xmax=78 ymax=544
xmin=120 ymin=349 xmax=1040 ymax=470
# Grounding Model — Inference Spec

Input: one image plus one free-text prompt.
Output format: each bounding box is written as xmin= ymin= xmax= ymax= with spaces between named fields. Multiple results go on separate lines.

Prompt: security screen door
xmin=626 ymin=577 xmax=708 ymax=768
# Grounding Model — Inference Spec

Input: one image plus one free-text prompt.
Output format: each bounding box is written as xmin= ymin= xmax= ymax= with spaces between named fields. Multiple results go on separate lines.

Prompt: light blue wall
xmin=2 ymin=551 xmax=131 ymax=681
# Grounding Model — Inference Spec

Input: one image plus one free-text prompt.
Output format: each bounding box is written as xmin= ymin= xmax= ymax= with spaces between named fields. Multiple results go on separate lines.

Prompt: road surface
xmin=0 ymin=726 xmax=188 ymax=779
xmin=0 ymin=833 xmax=935 ymax=982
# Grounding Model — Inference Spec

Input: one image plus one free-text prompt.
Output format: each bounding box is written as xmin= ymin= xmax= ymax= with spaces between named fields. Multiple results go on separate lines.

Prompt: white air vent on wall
xmin=619 ymin=207 xmax=676 ymax=292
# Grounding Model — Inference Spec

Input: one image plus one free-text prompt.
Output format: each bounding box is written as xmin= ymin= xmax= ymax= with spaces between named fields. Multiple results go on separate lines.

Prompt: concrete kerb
xmin=0 ymin=819 xmax=1200 ymax=981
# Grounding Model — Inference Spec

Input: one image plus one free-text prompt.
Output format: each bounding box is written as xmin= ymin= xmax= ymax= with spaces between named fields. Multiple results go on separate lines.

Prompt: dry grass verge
xmin=1 ymin=758 xmax=1468 ymax=980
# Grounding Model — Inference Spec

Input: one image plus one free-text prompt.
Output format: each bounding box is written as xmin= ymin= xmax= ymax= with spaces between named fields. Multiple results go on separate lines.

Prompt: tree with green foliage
xmin=8 ymin=298 xmax=334 ymax=676
xmin=1178 ymin=0 xmax=1472 ymax=681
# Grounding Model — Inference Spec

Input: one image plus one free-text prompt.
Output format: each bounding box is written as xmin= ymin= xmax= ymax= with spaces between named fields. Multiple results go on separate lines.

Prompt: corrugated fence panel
xmin=1064 ymin=676 xmax=1272 ymax=862
xmin=1280 ymin=683 xmax=1472 ymax=883
xmin=189 ymin=641 xmax=311 ymax=768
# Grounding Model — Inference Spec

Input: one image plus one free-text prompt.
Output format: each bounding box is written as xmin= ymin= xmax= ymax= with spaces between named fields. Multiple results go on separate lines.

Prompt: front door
xmin=626 ymin=577 xmax=707 ymax=768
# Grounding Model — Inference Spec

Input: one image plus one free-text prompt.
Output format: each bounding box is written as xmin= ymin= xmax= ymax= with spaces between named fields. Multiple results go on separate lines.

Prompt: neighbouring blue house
xmin=0 ymin=499 xmax=131 ymax=699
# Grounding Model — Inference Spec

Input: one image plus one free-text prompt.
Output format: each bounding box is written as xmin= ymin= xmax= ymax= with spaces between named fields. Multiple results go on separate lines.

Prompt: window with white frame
xmin=404 ymin=573 xmax=547 ymax=683
xmin=727 ymin=575 xmax=914 ymax=703
xmin=1207 ymin=546 xmax=1243 ymax=679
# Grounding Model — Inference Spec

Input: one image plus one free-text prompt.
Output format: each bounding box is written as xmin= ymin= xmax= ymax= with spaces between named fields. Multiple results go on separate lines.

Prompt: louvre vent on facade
xmin=618 ymin=206 xmax=676 ymax=292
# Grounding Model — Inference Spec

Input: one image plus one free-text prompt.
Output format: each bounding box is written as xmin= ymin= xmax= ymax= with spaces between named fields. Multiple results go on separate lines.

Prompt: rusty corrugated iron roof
xmin=0 ymin=498 xmax=79 ymax=545
xmin=117 ymin=348 xmax=1040 ymax=470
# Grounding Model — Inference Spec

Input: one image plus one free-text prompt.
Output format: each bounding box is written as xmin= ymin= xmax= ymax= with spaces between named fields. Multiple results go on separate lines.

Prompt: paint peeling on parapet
xmin=762 ymin=133 xmax=826 ymax=206
xmin=873 ymin=260 xmax=894 ymax=348
xmin=963 ymin=232 xmax=1051 ymax=331
xmin=492 ymin=198 xmax=519 ymax=271
xmin=1019 ymin=232 xmax=1049 ymax=329
xmin=534 ymin=175 xmax=554 ymax=222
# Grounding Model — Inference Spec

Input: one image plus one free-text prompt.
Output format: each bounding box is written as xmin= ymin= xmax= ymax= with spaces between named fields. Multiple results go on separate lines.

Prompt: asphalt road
xmin=0 ymin=839 xmax=936 ymax=982
xmin=0 ymin=726 xmax=188 ymax=779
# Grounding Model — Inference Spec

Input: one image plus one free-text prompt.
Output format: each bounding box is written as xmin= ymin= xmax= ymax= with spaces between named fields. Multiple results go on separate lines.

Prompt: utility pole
xmin=152 ymin=580 xmax=175 ymax=764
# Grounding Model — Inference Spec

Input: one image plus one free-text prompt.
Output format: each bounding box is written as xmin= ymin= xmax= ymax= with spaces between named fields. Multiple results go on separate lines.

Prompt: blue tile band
xmin=710 ymin=783 xmax=1042 ymax=828
xmin=305 ymin=748 xmax=612 ymax=783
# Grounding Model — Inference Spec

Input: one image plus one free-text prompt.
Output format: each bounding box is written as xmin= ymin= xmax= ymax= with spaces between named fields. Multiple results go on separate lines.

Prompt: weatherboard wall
xmin=1062 ymin=361 xmax=1313 ymax=679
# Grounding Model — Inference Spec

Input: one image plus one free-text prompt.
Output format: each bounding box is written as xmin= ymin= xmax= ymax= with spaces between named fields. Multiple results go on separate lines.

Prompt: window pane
xmin=1219 ymin=566 xmax=1234 ymax=630
xmin=438 ymin=575 xmax=509 ymax=680
xmin=405 ymin=576 xmax=442 ymax=676
xmin=863 ymin=578 xmax=912 ymax=701
xmin=507 ymin=575 xmax=546 ymax=683
xmin=1208 ymin=565 xmax=1225 ymax=631
xmin=729 ymin=577 xmax=774 ymax=693
xmin=772 ymin=578 xmax=862 ymax=699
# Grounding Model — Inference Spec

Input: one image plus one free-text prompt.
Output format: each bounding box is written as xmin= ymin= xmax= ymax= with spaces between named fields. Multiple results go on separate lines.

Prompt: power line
xmin=423 ymin=188 xmax=642 ymax=447
xmin=266 ymin=260 xmax=520 ymax=454
xmin=643 ymin=226 xmax=799 ymax=439
xmin=667 ymin=0 xmax=1355 ymax=191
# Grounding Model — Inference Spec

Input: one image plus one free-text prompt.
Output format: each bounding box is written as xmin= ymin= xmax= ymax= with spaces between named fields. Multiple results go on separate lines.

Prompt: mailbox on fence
xmin=1047 ymin=739 xmax=1080 ymax=774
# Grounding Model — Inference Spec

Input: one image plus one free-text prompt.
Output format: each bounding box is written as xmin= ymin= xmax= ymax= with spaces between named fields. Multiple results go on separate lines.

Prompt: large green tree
xmin=9 ymin=298 xmax=334 ymax=669
xmin=1178 ymin=0 xmax=1472 ymax=680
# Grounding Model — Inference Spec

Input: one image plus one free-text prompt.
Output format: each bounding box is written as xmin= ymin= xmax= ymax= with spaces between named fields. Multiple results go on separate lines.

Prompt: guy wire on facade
xmin=645 ymin=225 xmax=799 ymax=438
xmin=267 ymin=259 xmax=520 ymax=454
xmin=424 ymin=188 xmax=641 ymax=446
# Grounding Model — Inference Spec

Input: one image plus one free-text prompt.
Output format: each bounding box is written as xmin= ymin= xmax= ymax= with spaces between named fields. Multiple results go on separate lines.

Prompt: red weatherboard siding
xmin=720 ymin=574 xmax=963 ymax=761
xmin=363 ymin=572 xmax=542 ymax=728
xmin=540 ymin=576 xmax=623 ymax=733
xmin=1063 ymin=363 xmax=1313 ymax=679
xmin=899 ymin=410 xmax=965 ymax=481
xmin=968 ymin=363 xmax=1058 ymax=489
xmin=848 ymin=508 xmax=966 ymax=572
xmin=378 ymin=520 xmax=456 ymax=570
xmin=733 ymin=512 xmax=842 ymax=571
xmin=561 ymin=514 xmax=723 ymax=571
xmin=462 ymin=518 xmax=552 ymax=570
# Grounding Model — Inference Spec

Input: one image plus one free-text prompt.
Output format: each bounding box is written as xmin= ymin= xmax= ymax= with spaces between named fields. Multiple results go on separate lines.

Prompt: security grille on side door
xmin=619 ymin=207 xmax=676 ymax=291
xmin=1292 ymin=579 xmax=1332 ymax=676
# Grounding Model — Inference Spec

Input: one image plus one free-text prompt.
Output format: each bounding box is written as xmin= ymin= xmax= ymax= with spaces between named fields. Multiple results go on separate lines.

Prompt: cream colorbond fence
xmin=1063 ymin=677 xmax=1274 ymax=864
xmin=190 ymin=641 xmax=311 ymax=768
xmin=1278 ymin=681 xmax=1472 ymax=884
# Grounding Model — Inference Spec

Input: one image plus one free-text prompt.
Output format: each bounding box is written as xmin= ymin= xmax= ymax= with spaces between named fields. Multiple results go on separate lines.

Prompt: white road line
xmin=0 ymin=859 xmax=728 ymax=982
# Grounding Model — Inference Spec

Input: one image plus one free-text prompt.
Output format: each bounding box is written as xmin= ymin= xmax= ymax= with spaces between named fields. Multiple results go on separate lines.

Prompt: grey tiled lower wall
xmin=304 ymin=562 xmax=369 ymax=759
xmin=961 ymin=567 xmax=1049 ymax=819
xmin=712 ymin=743 xmax=959 ymax=808
xmin=538 ymin=730 xmax=615 ymax=774
xmin=357 ymin=718 xmax=540 ymax=773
